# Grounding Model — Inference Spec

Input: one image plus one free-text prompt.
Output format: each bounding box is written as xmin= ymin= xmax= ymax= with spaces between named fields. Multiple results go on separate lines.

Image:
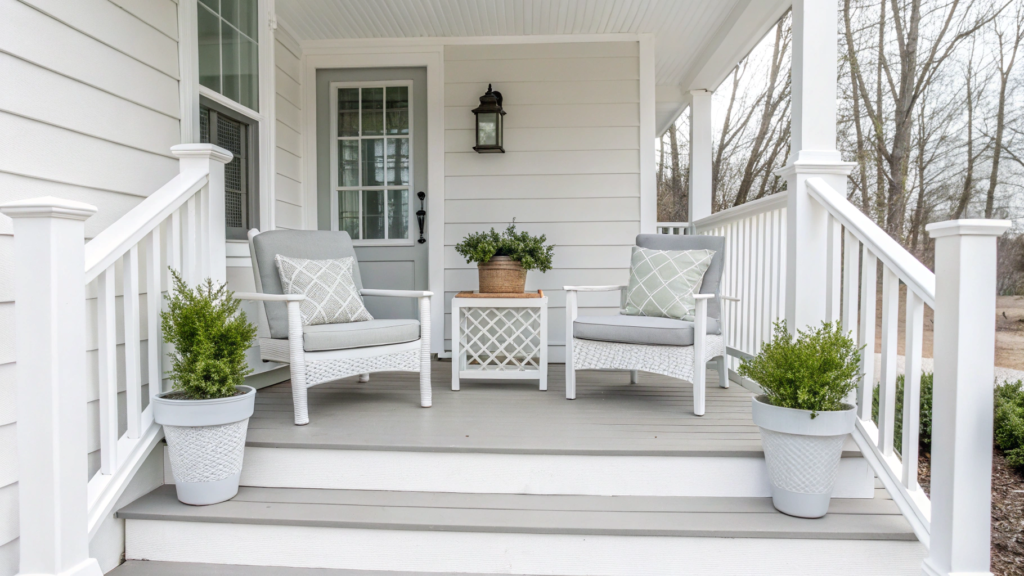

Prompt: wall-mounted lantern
xmin=471 ymin=84 xmax=505 ymax=153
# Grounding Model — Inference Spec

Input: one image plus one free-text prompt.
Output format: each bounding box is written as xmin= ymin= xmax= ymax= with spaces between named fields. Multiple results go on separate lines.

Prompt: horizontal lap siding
xmin=443 ymin=42 xmax=640 ymax=360
xmin=0 ymin=0 xmax=180 ymax=570
xmin=274 ymin=28 xmax=303 ymax=230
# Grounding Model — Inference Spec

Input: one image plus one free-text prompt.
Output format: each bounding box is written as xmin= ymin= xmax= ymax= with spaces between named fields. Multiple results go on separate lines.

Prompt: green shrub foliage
xmin=161 ymin=269 xmax=257 ymax=400
xmin=454 ymin=221 xmax=554 ymax=272
xmin=995 ymin=380 xmax=1024 ymax=468
xmin=738 ymin=320 xmax=862 ymax=418
xmin=871 ymin=372 xmax=934 ymax=454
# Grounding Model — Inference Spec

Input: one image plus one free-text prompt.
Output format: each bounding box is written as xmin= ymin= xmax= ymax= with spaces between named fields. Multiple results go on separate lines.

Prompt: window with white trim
xmin=331 ymin=82 xmax=412 ymax=244
xmin=198 ymin=0 xmax=259 ymax=111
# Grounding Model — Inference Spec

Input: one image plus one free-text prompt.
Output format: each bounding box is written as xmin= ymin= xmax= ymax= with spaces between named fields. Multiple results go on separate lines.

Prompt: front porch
xmin=113 ymin=361 xmax=925 ymax=575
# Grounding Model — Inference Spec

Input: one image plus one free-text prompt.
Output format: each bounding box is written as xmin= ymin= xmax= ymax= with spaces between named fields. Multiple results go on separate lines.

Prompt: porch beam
xmin=688 ymin=90 xmax=713 ymax=222
xmin=779 ymin=0 xmax=854 ymax=332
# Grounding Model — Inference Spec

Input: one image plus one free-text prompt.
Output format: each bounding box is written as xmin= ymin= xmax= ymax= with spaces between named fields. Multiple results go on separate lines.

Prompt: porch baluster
xmin=877 ymin=267 xmax=900 ymax=455
xmin=123 ymin=245 xmax=143 ymax=439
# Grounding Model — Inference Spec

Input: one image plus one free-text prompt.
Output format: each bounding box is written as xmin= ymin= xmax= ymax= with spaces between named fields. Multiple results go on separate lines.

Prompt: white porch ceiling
xmin=275 ymin=0 xmax=792 ymax=133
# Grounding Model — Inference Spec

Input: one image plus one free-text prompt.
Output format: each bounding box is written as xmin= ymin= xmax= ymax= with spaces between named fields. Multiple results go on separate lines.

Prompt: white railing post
xmin=923 ymin=219 xmax=1010 ymax=576
xmin=0 ymin=197 xmax=103 ymax=576
xmin=171 ymin=143 xmax=232 ymax=283
xmin=779 ymin=0 xmax=854 ymax=332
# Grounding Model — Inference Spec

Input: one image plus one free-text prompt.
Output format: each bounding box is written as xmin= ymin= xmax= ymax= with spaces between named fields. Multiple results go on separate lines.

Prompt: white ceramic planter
xmin=153 ymin=386 xmax=256 ymax=505
xmin=751 ymin=395 xmax=856 ymax=518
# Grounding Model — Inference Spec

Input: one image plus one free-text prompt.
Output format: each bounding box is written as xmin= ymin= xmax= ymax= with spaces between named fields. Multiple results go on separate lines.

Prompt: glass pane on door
xmin=362 ymin=190 xmax=385 ymax=239
xmin=386 ymin=86 xmax=409 ymax=135
xmin=388 ymin=190 xmax=409 ymax=239
xmin=338 ymin=89 xmax=359 ymax=137
xmin=339 ymin=190 xmax=360 ymax=239
xmin=361 ymin=88 xmax=384 ymax=136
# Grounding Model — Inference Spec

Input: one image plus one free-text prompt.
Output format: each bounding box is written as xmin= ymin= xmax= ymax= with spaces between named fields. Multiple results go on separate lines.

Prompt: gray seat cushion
xmin=636 ymin=234 xmax=725 ymax=321
xmin=302 ymin=319 xmax=420 ymax=352
xmin=251 ymin=230 xmax=364 ymax=339
xmin=573 ymin=314 xmax=720 ymax=347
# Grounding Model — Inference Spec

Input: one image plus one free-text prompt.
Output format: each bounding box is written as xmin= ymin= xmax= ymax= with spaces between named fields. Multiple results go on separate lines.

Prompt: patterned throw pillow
xmin=622 ymin=247 xmax=716 ymax=321
xmin=274 ymin=255 xmax=373 ymax=326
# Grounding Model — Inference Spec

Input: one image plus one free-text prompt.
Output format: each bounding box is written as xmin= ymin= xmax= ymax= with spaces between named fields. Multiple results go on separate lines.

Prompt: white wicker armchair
xmin=235 ymin=229 xmax=432 ymax=425
xmin=564 ymin=234 xmax=738 ymax=416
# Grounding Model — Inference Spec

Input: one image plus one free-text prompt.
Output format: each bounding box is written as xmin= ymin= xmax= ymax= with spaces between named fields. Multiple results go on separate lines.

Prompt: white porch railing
xmin=669 ymin=180 xmax=1008 ymax=572
xmin=0 ymin=144 xmax=230 ymax=575
xmin=657 ymin=194 xmax=788 ymax=370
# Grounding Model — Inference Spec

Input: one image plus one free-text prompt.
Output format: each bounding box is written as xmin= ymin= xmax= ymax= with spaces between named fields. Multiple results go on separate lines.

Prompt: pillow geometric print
xmin=622 ymin=247 xmax=716 ymax=321
xmin=274 ymin=255 xmax=374 ymax=326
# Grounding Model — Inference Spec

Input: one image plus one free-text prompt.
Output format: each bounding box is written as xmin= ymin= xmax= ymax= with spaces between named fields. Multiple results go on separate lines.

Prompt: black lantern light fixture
xmin=471 ymin=84 xmax=505 ymax=153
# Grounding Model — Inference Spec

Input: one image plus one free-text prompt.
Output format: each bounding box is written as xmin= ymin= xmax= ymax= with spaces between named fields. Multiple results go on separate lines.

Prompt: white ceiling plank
xmin=275 ymin=0 xmax=785 ymax=101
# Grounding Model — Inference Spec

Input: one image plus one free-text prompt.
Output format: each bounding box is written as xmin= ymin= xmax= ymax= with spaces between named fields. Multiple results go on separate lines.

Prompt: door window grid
xmin=334 ymin=84 xmax=411 ymax=243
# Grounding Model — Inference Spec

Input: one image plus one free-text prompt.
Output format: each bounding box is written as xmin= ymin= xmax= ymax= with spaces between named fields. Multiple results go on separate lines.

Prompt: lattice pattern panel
xmin=305 ymin=349 xmax=419 ymax=387
xmin=572 ymin=335 xmax=725 ymax=382
xmin=217 ymin=113 xmax=245 ymax=228
xmin=164 ymin=420 xmax=248 ymax=483
xmin=759 ymin=428 xmax=846 ymax=494
xmin=460 ymin=307 xmax=542 ymax=371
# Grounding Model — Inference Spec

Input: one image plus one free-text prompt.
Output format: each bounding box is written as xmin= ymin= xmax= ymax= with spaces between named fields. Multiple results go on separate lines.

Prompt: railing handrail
xmin=806 ymin=177 xmax=935 ymax=308
xmin=691 ymin=192 xmax=787 ymax=232
xmin=84 ymin=170 xmax=207 ymax=284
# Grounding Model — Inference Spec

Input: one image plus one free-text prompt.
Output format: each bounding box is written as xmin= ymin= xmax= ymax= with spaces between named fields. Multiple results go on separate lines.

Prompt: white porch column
xmin=0 ymin=198 xmax=103 ymax=576
xmin=924 ymin=219 xmax=1010 ymax=576
xmin=171 ymin=143 xmax=232 ymax=284
xmin=779 ymin=0 xmax=854 ymax=331
xmin=688 ymin=90 xmax=713 ymax=222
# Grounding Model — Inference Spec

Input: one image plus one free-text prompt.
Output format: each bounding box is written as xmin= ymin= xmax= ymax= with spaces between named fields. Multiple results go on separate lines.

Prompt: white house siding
xmin=0 ymin=0 xmax=181 ymax=572
xmin=274 ymin=26 xmax=304 ymax=230
xmin=442 ymin=42 xmax=641 ymax=362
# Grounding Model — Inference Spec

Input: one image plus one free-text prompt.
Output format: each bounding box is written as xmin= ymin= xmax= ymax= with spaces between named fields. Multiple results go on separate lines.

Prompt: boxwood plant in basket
xmin=152 ymin=268 xmax=258 ymax=505
xmin=739 ymin=320 xmax=862 ymax=518
xmin=455 ymin=220 xmax=554 ymax=293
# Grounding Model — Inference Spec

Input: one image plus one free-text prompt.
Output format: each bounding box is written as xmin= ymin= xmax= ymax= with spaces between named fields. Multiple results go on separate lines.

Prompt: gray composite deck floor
xmin=118 ymin=483 xmax=914 ymax=541
xmin=247 ymin=360 xmax=860 ymax=457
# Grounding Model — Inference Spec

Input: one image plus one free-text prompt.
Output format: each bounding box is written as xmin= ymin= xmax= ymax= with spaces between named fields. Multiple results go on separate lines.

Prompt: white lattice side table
xmin=451 ymin=291 xmax=548 ymax=391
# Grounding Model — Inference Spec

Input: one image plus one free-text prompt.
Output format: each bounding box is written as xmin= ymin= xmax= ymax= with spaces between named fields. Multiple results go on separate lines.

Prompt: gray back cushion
xmin=252 ymin=230 xmax=364 ymax=339
xmin=635 ymin=234 xmax=726 ymax=321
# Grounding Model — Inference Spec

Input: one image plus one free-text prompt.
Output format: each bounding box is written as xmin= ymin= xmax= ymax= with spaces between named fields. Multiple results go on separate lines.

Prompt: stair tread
xmin=108 ymin=561 xmax=536 ymax=576
xmin=118 ymin=485 xmax=916 ymax=541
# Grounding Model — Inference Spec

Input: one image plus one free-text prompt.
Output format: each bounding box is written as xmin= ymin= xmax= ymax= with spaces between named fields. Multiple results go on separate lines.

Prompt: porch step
xmin=119 ymin=485 xmax=926 ymax=575
xmin=109 ymin=561 xmax=536 ymax=576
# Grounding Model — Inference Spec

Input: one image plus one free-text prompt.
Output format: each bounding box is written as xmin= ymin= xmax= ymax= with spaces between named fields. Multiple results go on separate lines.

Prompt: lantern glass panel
xmin=477 ymin=112 xmax=498 ymax=146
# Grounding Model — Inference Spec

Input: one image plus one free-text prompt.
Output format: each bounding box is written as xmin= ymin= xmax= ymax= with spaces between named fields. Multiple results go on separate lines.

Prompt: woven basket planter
xmin=153 ymin=386 xmax=255 ymax=505
xmin=751 ymin=395 xmax=856 ymax=518
xmin=478 ymin=256 xmax=527 ymax=293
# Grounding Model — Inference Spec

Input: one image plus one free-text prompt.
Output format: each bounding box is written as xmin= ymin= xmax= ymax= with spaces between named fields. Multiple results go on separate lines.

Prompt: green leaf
xmin=454 ymin=220 xmax=555 ymax=272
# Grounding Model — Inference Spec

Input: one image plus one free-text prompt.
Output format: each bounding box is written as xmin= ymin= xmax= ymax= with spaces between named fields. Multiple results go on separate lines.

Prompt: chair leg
xmin=630 ymin=370 xmax=639 ymax=385
xmin=359 ymin=373 xmax=370 ymax=383
xmin=287 ymin=301 xmax=309 ymax=426
xmin=693 ymin=361 xmax=706 ymax=416
xmin=717 ymin=356 xmax=729 ymax=388
xmin=418 ymin=297 xmax=432 ymax=408
xmin=565 ymin=339 xmax=577 ymax=400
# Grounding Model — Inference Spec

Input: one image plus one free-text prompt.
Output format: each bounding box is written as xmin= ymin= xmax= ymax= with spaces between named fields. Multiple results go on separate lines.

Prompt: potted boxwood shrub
xmin=739 ymin=320 xmax=862 ymax=518
xmin=455 ymin=221 xmax=554 ymax=293
xmin=153 ymin=269 xmax=258 ymax=505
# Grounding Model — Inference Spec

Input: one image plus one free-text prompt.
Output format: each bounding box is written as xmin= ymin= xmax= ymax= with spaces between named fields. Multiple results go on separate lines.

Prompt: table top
xmin=455 ymin=290 xmax=545 ymax=299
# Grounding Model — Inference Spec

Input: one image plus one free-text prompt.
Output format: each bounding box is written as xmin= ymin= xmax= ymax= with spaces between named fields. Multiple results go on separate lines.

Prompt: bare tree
xmin=985 ymin=3 xmax=1023 ymax=217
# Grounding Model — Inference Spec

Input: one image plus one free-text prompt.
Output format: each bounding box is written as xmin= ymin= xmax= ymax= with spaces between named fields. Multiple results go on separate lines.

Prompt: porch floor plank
xmin=118 ymin=484 xmax=915 ymax=541
xmin=245 ymin=360 xmax=861 ymax=458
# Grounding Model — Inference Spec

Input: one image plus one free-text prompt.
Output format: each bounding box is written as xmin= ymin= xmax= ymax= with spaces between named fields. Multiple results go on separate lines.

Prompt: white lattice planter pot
xmin=153 ymin=386 xmax=256 ymax=505
xmin=751 ymin=395 xmax=856 ymax=518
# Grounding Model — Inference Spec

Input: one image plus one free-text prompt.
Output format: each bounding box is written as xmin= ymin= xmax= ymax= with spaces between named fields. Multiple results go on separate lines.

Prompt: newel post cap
xmin=171 ymin=143 xmax=233 ymax=164
xmin=0 ymin=196 xmax=97 ymax=220
xmin=926 ymin=219 xmax=1011 ymax=239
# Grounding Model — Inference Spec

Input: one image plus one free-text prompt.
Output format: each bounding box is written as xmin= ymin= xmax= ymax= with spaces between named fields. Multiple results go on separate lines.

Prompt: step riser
xmin=126 ymin=519 xmax=926 ymax=576
xmin=164 ymin=446 xmax=875 ymax=498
